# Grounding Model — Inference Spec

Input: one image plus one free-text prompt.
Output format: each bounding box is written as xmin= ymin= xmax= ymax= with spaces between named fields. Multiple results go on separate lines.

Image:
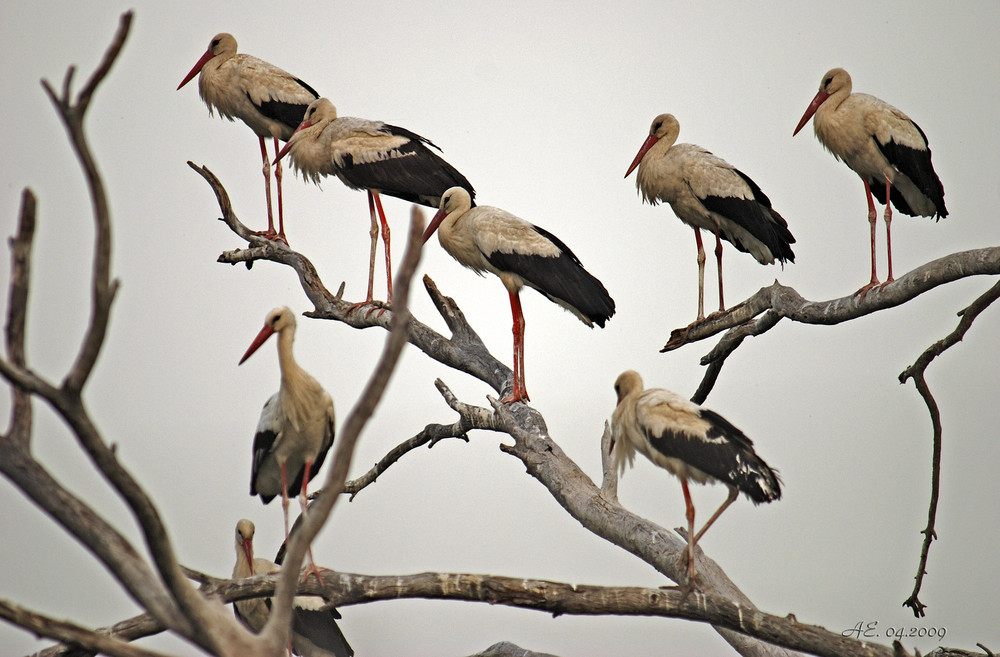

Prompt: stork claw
xmin=854 ymin=279 xmax=881 ymax=303
xmin=301 ymin=557 xmax=326 ymax=584
xmin=251 ymin=228 xmax=288 ymax=245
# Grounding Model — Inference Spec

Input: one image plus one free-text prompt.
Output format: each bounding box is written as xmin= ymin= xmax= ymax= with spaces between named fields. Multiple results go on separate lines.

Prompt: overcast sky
xmin=2 ymin=1 xmax=998 ymax=655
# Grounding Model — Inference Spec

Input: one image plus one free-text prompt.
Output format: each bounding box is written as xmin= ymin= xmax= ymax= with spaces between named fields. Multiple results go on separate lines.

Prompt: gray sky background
xmin=1 ymin=1 xmax=998 ymax=655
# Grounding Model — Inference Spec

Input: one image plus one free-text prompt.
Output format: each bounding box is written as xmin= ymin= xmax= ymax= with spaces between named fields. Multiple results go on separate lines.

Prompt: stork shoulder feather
xmin=472 ymin=211 xmax=563 ymax=259
xmin=634 ymin=389 xmax=711 ymax=440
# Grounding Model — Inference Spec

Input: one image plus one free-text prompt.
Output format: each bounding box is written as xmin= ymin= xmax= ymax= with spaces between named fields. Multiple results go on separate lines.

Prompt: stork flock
xmin=178 ymin=31 xmax=950 ymax=646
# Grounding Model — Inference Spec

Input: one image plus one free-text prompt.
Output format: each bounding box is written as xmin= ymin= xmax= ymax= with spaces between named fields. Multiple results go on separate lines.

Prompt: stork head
xmin=613 ymin=370 xmax=643 ymax=406
xmin=239 ymin=306 xmax=296 ymax=365
xmin=625 ymin=113 xmax=680 ymax=178
xmin=177 ymin=33 xmax=236 ymax=90
xmin=793 ymin=67 xmax=851 ymax=136
xmin=235 ymin=518 xmax=256 ymax=572
xmin=422 ymin=186 xmax=473 ymax=244
xmin=274 ymin=98 xmax=339 ymax=164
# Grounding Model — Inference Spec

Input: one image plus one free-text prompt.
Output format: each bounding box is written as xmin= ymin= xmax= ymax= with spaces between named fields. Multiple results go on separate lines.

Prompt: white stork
xmin=233 ymin=519 xmax=354 ymax=657
xmin=239 ymin=307 xmax=334 ymax=580
xmin=178 ymin=33 xmax=319 ymax=242
xmin=625 ymin=113 xmax=795 ymax=321
xmin=274 ymin=98 xmax=475 ymax=305
xmin=610 ymin=370 xmax=781 ymax=584
xmin=793 ymin=68 xmax=947 ymax=295
xmin=423 ymin=187 xmax=615 ymax=404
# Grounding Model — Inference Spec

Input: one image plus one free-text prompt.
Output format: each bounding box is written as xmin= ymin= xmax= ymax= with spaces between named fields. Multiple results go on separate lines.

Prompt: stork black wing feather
xmin=871 ymin=125 xmax=947 ymax=218
xmin=249 ymin=428 xmax=278 ymax=502
xmin=485 ymin=224 xmax=615 ymax=327
xmin=292 ymin=608 xmax=355 ymax=657
xmin=698 ymin=169 xmax=796 ymax=263
xmin=338 ymin=138 xmax=475 ymax=209
xmin=644 ymin=409 xmax=781 ymax=504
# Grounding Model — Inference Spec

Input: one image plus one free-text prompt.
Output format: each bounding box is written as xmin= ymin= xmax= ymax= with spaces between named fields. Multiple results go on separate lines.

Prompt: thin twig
xmin=3 ymin=189 xmax=36 ymax=449
xmin=898 ymin=280 xmax=1000 ymax=617
xmin=260 ymin=206 xmax=426 ymax=652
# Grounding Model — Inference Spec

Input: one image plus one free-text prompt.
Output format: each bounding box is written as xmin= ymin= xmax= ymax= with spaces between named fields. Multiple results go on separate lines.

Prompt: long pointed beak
xmin=793 ymin=90 xmax=829 ymax=136
xmin=422 ymin=208 xmax=449 ymax=244
xmin=273 ymin=120 xmax=312 ymax=165
xmin=239 ymin=324 xmax=276 ymax=365
xmin=624 ymin=134 xmax=658 ymax=178
xmin=242 ymin=538 xmax=255 ymax=574
xmin=177 ymin=48 xmax=214 ymax=90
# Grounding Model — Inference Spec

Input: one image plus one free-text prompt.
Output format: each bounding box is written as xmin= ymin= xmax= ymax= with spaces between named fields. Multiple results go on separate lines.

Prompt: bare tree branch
xmin=0 ymin=599 xmax=169 ymax=657
xmin=257 ymin=206 xmax=426 ymax=654
xmin=664 ymin=248 xmax=1000 ymax=354
xmin=198 ymin=570 xmax=905 ymax=657
xmin=4 ymin=189 xmax=36 ymax=449
xmin=191 ymin=169 xmax=972 ymax=657
xmin=0 ymin=14 xmax=265 ymax=656
xmin=897 ymin=280 xmax=1000 ymax=617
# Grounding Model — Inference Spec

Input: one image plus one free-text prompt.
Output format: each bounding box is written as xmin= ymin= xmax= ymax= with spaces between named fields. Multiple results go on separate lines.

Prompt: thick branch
xmin=259 ymin=207 xmax=426 ymax=653
xmin=200 ymin=570 xmax=902 ymax=657
xmin=0 ymin=599 xmax=168 ymax=657
xmin=664 ymin=248 xmax=1000 ymax=353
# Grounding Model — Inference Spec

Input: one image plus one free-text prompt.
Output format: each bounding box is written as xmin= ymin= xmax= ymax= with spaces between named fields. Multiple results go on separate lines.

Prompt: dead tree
xmin=0 ymin=11 xmax=996 ymax=657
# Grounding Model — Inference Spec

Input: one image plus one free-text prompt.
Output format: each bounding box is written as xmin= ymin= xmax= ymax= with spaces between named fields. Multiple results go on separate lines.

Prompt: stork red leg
xmin=883 ymin=176 xmax=894 ymax=284
xmin=258 ymin=137 xmax=277 ymax=239
xmin=501 ymin=290 xmax=529 ymax=404
xmin=692 ymin=485 xmax=739 ymax=546
xmin=298 ymin=460 xmax=326 ymax=584
xmin=679 ymin=477 xmax=698 ymax=584
xmin=856 ymin=179 xmax=881 ymax=299
xmin=713 ymin=227 xmax=725 ymax=313
xmin=273 ymin=137 xmax=287 ymax=243
xmin=693 ymin=228 xmax=706 ymax=321
xmin=364 ymin=192 xmax=379 ymax=303
xmin=280 ymin=460 xmax=291 ymax=541
xmin=371 ymin=191 xmax=393 ymax=303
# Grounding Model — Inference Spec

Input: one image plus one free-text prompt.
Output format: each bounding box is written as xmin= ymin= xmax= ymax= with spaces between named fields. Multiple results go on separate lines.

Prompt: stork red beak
xmin=624 ymin=133 xmax=659 ymax=178
xmin=239 ymin=324 xmax=276 ymax=365
xmin=793 ymin=90 xmax=830 ymax=136
xmin=242 ymin=538 xmax=255 ymax=574
xmin=177 ymin=48 xmax=214 ymax=90
xmin=422 ymin=207 xmax=448 ymax=244
xmin=273 ymin=120 xmax=312 ymax=164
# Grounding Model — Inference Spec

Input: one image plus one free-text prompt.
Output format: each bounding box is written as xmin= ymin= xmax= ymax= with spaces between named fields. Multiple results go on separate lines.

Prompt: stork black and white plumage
xmin=625 ymin=113 xmax=795 ymax=321
xmin=610 ymin=370 xmax=781 ymax=584
xmin=233 ymin=520 xmax=354 ymax=657
xmin=239 ymin=307 xmax=334 ymax=579
xmin=423 ymin=186 xmax=615 ymax=404
xmin=793 ymin=68 xmax=947 ymax=295
xmin=274 ymin=98 xmax=475 ymax=304
xmin=178 ymin=33 xmax=319 ymax=242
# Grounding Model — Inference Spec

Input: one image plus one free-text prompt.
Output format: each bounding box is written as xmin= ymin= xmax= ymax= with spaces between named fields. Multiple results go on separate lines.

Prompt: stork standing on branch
xmin=239 ymin=307 xmax=334 ymax=581
xmin=793 ymin=68 xmax=947 ymax=295
xmin=233 ymin=519 xmax=354 ymax=657
xmin=423 ymin=186 xmax=615 ymax=403
xmin=178 ymin=33 xmax=319 ymax=242
xmin=625 ymin=113 xmax=795 ymax=322
xmin=275 ymin=98 xmax=475 ymax=305
xmin=610 ymin=370 xmax=781 ymax=584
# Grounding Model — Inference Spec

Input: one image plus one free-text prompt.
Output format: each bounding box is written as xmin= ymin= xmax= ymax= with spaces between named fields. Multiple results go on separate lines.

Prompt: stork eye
xmin=211 ymin=38 xmax=221 ymax=48
xmin=652 ymin=121 xmax=662 ymax=133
